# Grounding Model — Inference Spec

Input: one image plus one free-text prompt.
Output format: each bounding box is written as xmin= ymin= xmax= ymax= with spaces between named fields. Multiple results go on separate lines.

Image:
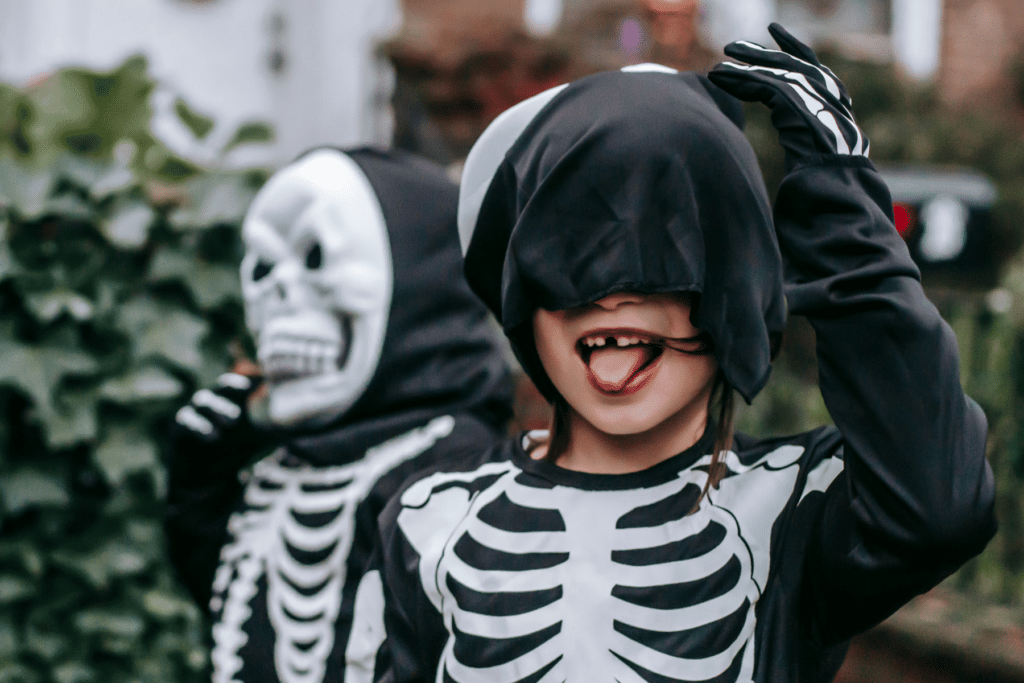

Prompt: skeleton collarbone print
xmin=394 ymin=433 xmax=844 ymax=683
xmin=211 ymin=416 xmax=456 ymax=683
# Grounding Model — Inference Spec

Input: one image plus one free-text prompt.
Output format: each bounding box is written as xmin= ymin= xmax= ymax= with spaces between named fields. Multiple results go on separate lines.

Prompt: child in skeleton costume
xmin=370 ymin=26 xmax=997 ymax=683
xmin=164 ymin=147 xmax=513 ymax=683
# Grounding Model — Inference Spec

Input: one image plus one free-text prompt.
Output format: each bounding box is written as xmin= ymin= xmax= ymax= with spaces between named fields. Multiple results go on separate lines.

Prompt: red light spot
xmin=893 ymin=203 xmax=914 ymax=238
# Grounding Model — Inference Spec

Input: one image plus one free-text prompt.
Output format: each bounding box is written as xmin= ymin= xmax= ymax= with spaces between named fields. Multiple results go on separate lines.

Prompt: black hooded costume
xmin=368 ymin=62 xmax=996 ymax=683
xmin=164 ymin=148 xmax=513 ymax=683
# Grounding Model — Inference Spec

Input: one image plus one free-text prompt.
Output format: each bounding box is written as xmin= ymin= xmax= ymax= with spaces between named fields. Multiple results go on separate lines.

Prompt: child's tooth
xmin=595 ymin=337 xmax=606 ymax=346
xmin=586 ymin=337 xmax=596 ymax=347
xmin=617 ymin=337 xmax=630 ymax=346
xmin=629 ymin=337 xmax=640 ymax=345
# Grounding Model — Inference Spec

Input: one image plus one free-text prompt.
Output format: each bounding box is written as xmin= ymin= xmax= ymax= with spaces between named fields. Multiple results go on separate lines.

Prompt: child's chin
xmin=584 ymin=404 xmax=673 ymax=437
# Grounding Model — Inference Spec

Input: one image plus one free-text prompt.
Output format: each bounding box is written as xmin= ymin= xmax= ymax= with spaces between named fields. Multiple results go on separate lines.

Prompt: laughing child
xmin=369 ymin=25 xmax=996 ymax=683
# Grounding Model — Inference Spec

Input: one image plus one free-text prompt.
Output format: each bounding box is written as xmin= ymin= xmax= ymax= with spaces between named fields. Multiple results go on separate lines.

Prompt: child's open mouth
xmin=577 ymin=330 xmax=664 ymax=396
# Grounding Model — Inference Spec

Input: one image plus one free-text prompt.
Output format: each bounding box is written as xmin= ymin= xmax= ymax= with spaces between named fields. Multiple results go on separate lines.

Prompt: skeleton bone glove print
xmin=708 ymin=23 xmax=869 ymax=170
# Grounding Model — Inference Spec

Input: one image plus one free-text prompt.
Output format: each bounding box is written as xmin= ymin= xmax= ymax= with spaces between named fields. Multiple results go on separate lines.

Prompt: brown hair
xmin=528 ymin=368 xmax=735 ymax=511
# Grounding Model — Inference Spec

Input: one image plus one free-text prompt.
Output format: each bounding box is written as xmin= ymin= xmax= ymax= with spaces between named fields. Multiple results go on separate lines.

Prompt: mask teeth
xmin=259 ymin=314 xmax=353 ymax=382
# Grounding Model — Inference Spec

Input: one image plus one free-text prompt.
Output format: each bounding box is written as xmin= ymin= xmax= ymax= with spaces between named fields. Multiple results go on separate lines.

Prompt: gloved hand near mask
xmin=171 ymin=372 xmax=272 ymax=464
xmin=708 ymin=23 xmax=869 ymax=171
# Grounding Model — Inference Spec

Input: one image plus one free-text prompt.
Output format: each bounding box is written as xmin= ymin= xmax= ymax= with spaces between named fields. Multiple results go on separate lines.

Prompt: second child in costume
xmin=165 ymin=148 xmax=512 ymax=683
xmin=370 ymin=26 xmax=996 ymax=683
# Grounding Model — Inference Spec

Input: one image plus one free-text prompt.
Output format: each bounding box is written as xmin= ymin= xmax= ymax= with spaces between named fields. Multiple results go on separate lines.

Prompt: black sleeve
xmin=776 ymin=157 xmax=997 ymax=643
xmin=163 ymin=428 xmax=275 ymax=610
xmin=373 ymin=494 xmax=448 ymax=683
xmin=336 ymin=415 xmax=501 ymax=676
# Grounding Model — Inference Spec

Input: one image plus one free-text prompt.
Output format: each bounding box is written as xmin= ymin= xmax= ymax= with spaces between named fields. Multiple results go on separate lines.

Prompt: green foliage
xmin=0 ymin=59 xmax=266 ymax=681
xmin=941 ymin=266 xmax=1024 ymax=605
xmin=173 ymin=100 xmax=214 ymax=142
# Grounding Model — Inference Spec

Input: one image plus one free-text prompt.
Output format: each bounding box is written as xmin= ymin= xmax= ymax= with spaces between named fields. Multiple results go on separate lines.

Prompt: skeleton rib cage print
xmin=209 ymin=416 xmax=457 ymax=683
xmin=395 ymin=443 xmax=845 ymax=683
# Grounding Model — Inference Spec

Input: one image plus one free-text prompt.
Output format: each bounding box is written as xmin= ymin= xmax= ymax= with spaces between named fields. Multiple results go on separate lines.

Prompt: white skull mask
xmin=241 ymin=150 xmax=393 ymax=428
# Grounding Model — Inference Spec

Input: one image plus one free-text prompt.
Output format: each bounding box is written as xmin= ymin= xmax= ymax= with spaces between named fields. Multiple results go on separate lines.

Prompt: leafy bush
xmin=0 ymin=58 xmax=267 ymax=682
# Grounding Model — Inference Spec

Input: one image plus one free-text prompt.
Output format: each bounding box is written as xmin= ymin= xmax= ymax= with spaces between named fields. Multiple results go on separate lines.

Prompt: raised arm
xmin=164 ymin=373 xmax=277 ymax=609
xmin=710 ymin=25 xmax=996 ymax=642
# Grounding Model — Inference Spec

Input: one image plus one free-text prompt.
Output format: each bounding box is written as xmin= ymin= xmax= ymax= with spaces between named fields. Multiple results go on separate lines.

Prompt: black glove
xmin=170 ymin=373 xmax=275 ymax=476
xmin=708 ymin=23 xmax=868 ymax=171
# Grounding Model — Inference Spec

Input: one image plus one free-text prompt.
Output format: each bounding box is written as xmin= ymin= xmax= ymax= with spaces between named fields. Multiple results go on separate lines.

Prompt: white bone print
xmin=719 ymin=62 xmax=866 ymax=157
xmin=398 ymin=444 xmax=807 ymax=683
xmin=210 ymin=415 xmax=456 ymax=683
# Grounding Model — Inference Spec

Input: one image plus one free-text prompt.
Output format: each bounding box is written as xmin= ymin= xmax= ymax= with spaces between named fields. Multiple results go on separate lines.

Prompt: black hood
xmin=459 ymin=68 xmax=786 ymax=404
xmin=287 ymin=147 xmax=513 ymax=463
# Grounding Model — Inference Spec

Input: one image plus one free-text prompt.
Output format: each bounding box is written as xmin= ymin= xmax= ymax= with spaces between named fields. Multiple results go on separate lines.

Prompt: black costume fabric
xmin=462 ymin=70 xmax=787 ymax=403
xmin=164 ymin=147 xmax=513 ymax=683
xmin=370 ymin=78 xmax=996 ymax=681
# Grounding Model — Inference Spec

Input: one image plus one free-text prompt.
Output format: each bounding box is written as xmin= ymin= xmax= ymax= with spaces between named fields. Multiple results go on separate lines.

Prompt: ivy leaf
xmin=116 ymin=297 xmax=209 ymax=371
xmin=0 ymin=469 xmax=69 ymax=514
xmin=0 ymin=663 xmax=40 ymax=683
xmin=0 ymin=340 xmax=98 ymax=418
xmin=55 ymin=152 xmax=100 ymax=186
xmin=142 ymin=589 xmax=196 ymax=621
xmin=56 ymin=152 xmax=134 ymax=199
xmin=101 ymin=201 xmax=154 ymax=249
xmin=90 ymin=164 xmax=136 ymax=200
xmin=140 ymin=310 xmax=209 ymax=371
xmin=26 ymin=56 xmax=155 ymax=159
xmin=93 ymin=425 xmax=158 ymax=486
xmin=24 ymin=289 xmax=94 ymax=323
xmin=99 ymin=365 xmax=183 ymax=404
xmin=223 ymin=121 xmax=274 ymax=154
xmin=168 ymin=172 xmax=257 ymax=229
xmin=149 ymin=246 xmax=241 ymax=308
xmin=47 ymin=389 xmax=99 ymax=449
xmin=0 ymin=543 xmax=46 ymax=579
xmin=50 ymin=663 xmax=95 ymax=683
xmin=0 ymin=617 xmax=18 ymax=660
xmin=0 ymin=156 xmax=55 ymax=220
xmin=23 ymin=622 xmax=66 ymax=662
xmin=52 ymin=538 xmax=149 ymax=591
xmin=173 ymin=98 xmax=215 ymax=141
xmin=73 ymin=609 xmax=145 ymax=640
xmin=43 ymin=193 xmax=92 ymax=221
xmin=0 ymin=217 xmax=19 ymax=283
xmin=0 ymin=575 xmax=35 ymax=604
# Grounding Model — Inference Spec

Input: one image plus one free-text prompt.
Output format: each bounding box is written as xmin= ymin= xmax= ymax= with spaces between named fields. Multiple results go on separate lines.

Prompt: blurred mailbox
xmin=878 ymin=165 xmax=998 ymax=286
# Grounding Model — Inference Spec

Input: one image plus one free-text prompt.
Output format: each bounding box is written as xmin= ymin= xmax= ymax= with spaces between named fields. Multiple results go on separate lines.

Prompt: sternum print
xmin=429 ymin=462 xmax=761 ymax=682
xmin=558 ymin=489 xmax=641 ymax=680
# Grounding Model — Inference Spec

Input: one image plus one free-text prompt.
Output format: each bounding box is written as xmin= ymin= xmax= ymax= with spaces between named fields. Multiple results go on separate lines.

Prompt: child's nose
xmin=593 ymin=292 xmax=644 ymax=310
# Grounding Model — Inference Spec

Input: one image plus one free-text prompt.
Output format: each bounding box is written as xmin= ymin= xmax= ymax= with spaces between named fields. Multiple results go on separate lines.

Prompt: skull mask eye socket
xmin=252 ymin=259 xmax=274 ymax=282
xmin=305 ymin=242 xmax=323 ymax=270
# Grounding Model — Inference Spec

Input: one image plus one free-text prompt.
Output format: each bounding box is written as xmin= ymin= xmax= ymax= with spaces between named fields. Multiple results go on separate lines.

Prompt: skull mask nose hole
xmin=275 ymin=283 xmax=287 ymax=299
xmin=305 ymin=242 xmax=323 ymax=270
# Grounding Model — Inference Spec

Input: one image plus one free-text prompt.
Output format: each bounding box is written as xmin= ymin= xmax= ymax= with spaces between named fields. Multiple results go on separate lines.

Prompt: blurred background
xmin=2 ymin=0 xmax=1024 ymax=681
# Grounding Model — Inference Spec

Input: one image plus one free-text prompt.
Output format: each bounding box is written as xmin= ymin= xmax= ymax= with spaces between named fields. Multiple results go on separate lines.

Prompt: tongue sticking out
xmin=587 ymin=346 xmax=651 ymax=393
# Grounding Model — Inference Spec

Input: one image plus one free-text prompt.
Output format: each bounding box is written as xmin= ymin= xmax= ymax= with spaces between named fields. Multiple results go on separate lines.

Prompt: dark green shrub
xmin=0 ymin=58 xmax=267 ymax=682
